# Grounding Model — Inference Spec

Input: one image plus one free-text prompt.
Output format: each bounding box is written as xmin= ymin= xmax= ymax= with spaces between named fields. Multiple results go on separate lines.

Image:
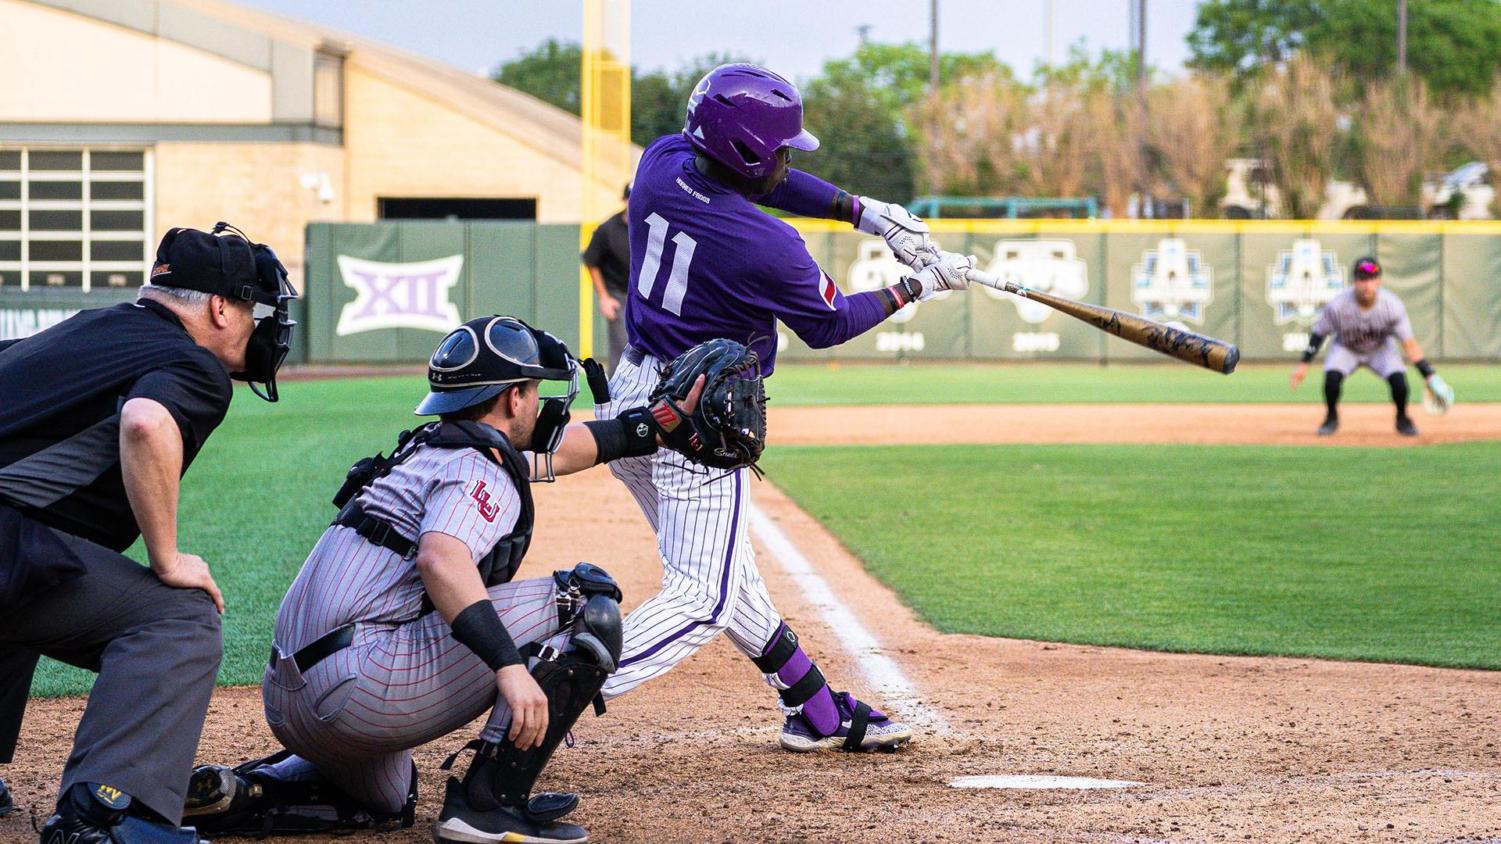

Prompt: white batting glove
xmin=907 ymin=251 xmax=974 ymax=301
xmin=856 ymin=197 xmax=941 ymax=269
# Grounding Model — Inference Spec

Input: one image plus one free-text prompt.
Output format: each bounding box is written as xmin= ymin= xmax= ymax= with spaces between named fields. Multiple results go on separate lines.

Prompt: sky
xmin=234 ymin=0 xmax=1201 ymax=81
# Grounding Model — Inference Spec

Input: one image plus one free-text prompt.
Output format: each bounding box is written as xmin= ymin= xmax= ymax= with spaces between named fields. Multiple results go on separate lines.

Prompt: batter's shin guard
xmin=753 ymin=622 xmax=842 ymax=736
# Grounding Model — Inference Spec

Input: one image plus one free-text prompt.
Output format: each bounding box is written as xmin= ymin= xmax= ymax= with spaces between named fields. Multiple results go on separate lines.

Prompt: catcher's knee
xmin=554 ymin=563 xmax=622 ymax=672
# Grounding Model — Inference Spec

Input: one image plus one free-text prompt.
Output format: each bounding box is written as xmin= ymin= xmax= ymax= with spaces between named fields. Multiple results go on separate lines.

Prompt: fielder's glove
xmin=856 ymin=197 xmax=941 ymax=269
xmin=1423 ymin=373 xmax=1454 ymax=415
xmin=648 ymin=339 xmax=767 ymax=472
xmin=906 ymin=251 xmax=975 ymax=301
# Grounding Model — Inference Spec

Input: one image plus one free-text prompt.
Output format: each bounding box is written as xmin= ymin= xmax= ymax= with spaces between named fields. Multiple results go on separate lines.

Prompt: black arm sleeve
xmin=1300 ymin=332 xmax=1326 ymax=364
xmin=450 ymin=599 xmax=523 ymax=670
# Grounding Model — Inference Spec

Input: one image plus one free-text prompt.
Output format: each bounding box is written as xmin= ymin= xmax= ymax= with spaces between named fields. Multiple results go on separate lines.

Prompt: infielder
xmin=185 ymin=315 xmax=711 ymax=844
xmin=1291 ymin=257 xmax=1452 ymax=436
xmin=595 ymin=63 xmax=975 ymax=752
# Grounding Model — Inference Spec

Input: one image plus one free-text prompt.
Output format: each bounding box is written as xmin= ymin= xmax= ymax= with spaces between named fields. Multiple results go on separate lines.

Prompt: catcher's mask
xmin=151 ymin=221 xmax=298 ymax=402
xmin=415 ymin=315 xmax=579 ymax=480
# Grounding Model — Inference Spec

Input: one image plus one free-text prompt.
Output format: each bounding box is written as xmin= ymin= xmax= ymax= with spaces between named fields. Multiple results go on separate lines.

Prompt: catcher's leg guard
xmin=183 ymin=750 xmax=416 ymax=837
xmin=433 ymin=577 xmax=621 ymax=844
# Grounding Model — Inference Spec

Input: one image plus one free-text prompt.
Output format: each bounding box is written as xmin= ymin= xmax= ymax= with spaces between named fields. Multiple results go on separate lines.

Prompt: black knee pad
xmin=554 ymin=563 xmax=623 ymax=672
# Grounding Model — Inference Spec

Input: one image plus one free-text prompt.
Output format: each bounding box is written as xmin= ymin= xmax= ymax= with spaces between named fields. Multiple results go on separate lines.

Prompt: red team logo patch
xmin=818 ymin=271 xmax=838 ymax=310
xmin=468 ymin=480 xmax=499 ymax=522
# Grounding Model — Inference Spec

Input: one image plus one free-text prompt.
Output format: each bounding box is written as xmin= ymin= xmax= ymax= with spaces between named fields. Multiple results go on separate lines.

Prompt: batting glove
xmin=908 ymin=251 xmax=974 ymax=301
xmin=856 ymin=196 xmax=941 ymax=269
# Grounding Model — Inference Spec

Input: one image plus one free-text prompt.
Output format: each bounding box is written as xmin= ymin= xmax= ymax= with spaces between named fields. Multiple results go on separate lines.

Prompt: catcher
xmin=183 ymin=315 xmax=726 ymax=844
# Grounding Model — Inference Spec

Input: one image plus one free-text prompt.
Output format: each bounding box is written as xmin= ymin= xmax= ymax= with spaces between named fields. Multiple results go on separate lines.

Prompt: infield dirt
xmin=4 ymin=404 xmax=1498 ymax=843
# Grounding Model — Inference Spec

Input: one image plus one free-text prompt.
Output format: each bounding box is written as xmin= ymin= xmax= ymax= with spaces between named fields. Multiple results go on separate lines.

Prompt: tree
xmin=1454 ymin=77 xmax=1501 ymax=214
xmin=1188 ymin=0 xmax=1501 ymax=98
xmin=912 ymin=72 xmax=1030 ymax=196
xmin=1252 ymin=56 xmax=1344 ymax=218
xmin=1147 ymin=74 xmax=1241 ymax=215
xmin=1354 ymin=79 xmax=1447 ymax=206
xmin=798 ymin=74 xmax=917 ymax=203
xmin=630 ymin=53 xmax=755 ymax=146
xmin=493 ymin=39 xmax=583 ymax=114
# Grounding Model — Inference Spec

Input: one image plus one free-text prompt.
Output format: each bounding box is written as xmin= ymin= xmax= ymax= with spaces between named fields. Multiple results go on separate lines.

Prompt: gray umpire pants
xmin=0 ymin=528 xmax=221 ymax=825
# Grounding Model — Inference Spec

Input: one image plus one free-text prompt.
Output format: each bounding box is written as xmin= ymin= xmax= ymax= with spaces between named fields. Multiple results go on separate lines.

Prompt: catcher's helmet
xmin=415 ymin=316 xmax=574 ymax=417
xmin=683 ymin=63 xmax=819 ymax=180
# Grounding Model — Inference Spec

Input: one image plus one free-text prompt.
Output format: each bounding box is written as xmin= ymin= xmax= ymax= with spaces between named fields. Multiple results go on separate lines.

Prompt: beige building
xmin=0 ymin=0 xmax=632 ymax=293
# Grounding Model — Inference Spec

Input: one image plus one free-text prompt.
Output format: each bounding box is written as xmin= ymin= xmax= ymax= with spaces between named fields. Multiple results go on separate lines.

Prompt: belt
xmin=272 ymin=623 xmax=354 ymax=674
xmin=623 ymin=345 xmax=645 ymax=366
xmin=333 ymin=503 xmax=416 ymax=559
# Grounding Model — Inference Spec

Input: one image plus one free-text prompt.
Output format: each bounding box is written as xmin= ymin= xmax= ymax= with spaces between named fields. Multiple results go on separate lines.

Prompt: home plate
xmin=949 ymin=775 xmax=1143 ymax=790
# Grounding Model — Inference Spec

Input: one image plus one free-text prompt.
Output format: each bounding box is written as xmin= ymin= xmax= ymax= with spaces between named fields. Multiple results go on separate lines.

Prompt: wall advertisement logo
xmin=982 ymin=240 xmax=1088 ymax=352
xmin=1266 ymin=238 xmax=1344 ymax=351
xmin=335 ymin=255 xmax=464 ymax=336
xmin=1131 ymin=238 xmax=1212 ymax=326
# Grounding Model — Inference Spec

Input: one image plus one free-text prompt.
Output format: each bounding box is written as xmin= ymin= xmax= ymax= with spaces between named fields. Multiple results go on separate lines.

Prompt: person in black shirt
xmin=0 ymin=222 xmax=296 ymax=843
xmin=581 ymin=184 xmax=631 ymax=371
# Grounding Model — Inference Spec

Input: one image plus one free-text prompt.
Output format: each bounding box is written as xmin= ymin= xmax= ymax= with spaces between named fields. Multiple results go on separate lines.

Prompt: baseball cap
xmin=1352 ymin=257 xmax=1382 ymax=279
xmin=150 ymin=223 xmax=281 ymax=305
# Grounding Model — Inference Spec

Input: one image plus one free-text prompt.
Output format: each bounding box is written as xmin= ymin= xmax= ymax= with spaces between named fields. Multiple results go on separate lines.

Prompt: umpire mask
xmin=416 ymin=316 xmax=579 ymax=480
xmin=151 ymin=221 xmax=298 ymax=402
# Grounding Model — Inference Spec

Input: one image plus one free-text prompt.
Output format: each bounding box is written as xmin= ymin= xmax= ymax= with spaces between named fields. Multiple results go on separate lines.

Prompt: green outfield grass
xmin=761 ymin=442 xmax=1501 ymax=669
xmin=765 ymin=361 xmax=1501 ymax=405
xmin=30 ymin=370 xmax=1500 ymax=696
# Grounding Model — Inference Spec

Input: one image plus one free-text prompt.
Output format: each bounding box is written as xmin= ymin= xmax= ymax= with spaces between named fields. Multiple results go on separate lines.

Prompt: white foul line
xmin=748 ymin=501 xmax=950 ymax=734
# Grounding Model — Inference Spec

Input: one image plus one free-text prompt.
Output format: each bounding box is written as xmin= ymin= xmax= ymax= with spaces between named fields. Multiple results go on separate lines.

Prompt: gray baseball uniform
xmin=262 ymin=444 xmax=567 ymax=814
xmin=1313 ymin=288 xmax=1413 ymax=377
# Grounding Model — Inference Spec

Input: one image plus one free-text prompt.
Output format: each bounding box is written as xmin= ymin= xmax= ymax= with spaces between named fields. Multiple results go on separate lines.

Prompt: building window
xmin=313 ymin=50 xmax=344 ymax=130
xmin=0 ymin=148 xmax=152 ymax=292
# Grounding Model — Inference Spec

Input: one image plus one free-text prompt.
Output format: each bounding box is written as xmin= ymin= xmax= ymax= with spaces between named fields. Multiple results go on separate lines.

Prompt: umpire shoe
xmin=1397 ymin=416 xmax=1419 ymax=436
xmin=1316 ymin=416 xmax=1339 ymax=436
xmin=0 ymin=776 xmax=13 ymax=817
xmin=40 ymin=783 xmax=207 ymax=844
xmin=779 ymin=691 xmax=913 ymax=752
xmin=433 ymin=776 xmax=587 ymax=844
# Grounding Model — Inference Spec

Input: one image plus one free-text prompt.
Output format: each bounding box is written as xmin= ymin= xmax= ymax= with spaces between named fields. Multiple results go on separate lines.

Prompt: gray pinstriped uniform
xmin=262 ymin=445 xmax=568 ymax=813
xmin=595 ymin=353 xmax=783 ymax=700
xmin=1314 ymin=288 xmax=1414 ymax=378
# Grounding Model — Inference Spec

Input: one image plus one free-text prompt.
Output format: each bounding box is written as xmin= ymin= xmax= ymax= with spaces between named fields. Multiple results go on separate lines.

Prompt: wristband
xmin=1415 ymin=359 xmax=1435 ymax=379
xmin=585 ymin=410 xmax=659 ymax=464
xmin=833 ymin=190 xmax=858 ymax=226
xmin=450 ymin=600 xmax=522 ymax=670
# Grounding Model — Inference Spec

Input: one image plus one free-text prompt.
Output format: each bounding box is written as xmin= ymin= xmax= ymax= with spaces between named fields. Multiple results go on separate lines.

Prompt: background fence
xmin=4 ymin=220 xmax=1499 ymax=364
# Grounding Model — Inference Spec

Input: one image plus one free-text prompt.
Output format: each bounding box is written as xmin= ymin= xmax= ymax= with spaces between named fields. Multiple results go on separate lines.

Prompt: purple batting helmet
xmin=683 ymin=63 xmax=819 ymax=180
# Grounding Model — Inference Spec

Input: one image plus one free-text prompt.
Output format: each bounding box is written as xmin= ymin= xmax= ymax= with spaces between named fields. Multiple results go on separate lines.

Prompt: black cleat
xmin=39 ymin=783 xmax=207 ymax=844
xmin=1316 ymin=417 xmax=1339 ymax=436
xmin=432 ymin=777 xmax=587 ymax=844
xmin=1396 ymin=417 xmax=1419 ymax=436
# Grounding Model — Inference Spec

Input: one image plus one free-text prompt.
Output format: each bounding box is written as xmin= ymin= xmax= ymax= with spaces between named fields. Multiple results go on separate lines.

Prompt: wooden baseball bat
xmin=968 ymin=269 xmax=1239 ymax=374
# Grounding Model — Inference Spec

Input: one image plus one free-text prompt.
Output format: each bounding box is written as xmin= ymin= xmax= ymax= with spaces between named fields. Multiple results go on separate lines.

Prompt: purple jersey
xmin=624 ymin=134 xmax=892 ymax=373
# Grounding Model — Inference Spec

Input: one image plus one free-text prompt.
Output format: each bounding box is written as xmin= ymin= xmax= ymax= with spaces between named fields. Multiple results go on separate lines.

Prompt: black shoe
xmin=39 ymin=783 xmax=207 ymax=844
xmin=1317 ymin=417 xmax=1339 ymax=436
xmin=0 ymin=776 xmax=13 ymax=818
xmin=432 ymin=777 xmax=587 ymax=844
xmin=1396 ymin=417 xmax=1419 ymax=436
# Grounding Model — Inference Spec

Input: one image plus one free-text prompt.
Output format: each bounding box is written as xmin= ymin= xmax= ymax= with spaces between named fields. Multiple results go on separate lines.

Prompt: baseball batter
xmin=185 ymin=315 xmax=711 ymax=844
xmin=594 ymin=63 xmax=975 ymax=752
xmin=1291 ymin=257 xmax=1451 ymax=436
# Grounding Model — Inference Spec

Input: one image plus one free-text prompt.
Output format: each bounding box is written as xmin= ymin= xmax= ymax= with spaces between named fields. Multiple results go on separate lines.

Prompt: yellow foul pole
xmin=579 ymin=0 xmax=631 ymax=360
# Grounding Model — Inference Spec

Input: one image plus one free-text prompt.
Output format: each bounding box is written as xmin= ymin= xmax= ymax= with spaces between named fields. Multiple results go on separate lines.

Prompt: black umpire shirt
xmin=581 ymin=210 xmax=630 ymax=297
xmin=0 ymin=299 xmax=232 ymax=552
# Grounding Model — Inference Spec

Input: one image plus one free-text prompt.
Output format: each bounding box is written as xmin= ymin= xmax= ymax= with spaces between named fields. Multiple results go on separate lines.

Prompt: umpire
xmin=0 ymin=222 xmax=296 ymax=842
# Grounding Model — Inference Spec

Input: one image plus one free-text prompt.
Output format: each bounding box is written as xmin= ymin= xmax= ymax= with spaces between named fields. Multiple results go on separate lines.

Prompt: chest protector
xmin=333 ymin=420 xmax=534 ymax=587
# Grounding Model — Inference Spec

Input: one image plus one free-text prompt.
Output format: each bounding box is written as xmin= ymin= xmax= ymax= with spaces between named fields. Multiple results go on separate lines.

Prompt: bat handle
xmin=968 ymin=268 xmax=1022 ymax=295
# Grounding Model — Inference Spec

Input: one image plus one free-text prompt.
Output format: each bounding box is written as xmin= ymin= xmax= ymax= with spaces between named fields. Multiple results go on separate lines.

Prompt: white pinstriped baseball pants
xmin=597 ymin=351 xmax=783 ymax=700
xmin=260 ymin=577 xmax=567 ymax=813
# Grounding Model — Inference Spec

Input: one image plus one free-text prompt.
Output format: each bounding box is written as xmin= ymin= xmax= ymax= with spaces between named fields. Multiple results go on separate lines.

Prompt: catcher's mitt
xmin=648 ymin=339 xmax=766 ymax=471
